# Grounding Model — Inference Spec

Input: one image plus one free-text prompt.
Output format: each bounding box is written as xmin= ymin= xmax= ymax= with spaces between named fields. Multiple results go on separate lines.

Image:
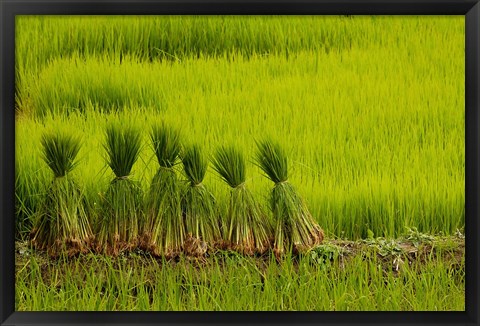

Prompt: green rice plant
xmin=211 ymin=146 xmax=272 ymax=255
xmin=30 ymin=132 xmax=93 ymax=257
xmin=142 ymin=123 xmax=184 ymax=257
xmin=15 ymin=162 xmax=38 ymax=241
xmin=15 ymin=16 xmax=465 ymax=240
xmin=96 ymin=122 xmax=142 ymax=256
xmin=16 ymin=15 xmax=374 ymax=107
xmin=180 ymin=144 xmax=222 ymax=255
xmin=15 ymin=234 xmax=465 ymax=311
xmin=255 ymin=139 xmax=324 ymax=258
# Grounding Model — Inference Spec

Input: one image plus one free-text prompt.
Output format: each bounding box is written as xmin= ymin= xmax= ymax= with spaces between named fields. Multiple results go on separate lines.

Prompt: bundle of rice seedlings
xmin=31 ymin=132 xmax=93 ymax=257
xmin=255 ymin=140 xmax=324 ymax=258
xmin=180 ymin=144 xmax=221 ymax=256
xmin=141 ymin=124 xmax=184 ymax=258
xmin=96 ymin=123 xmax=142 ymax=256
xmin=211 ymin=146 xmax=271 ymax=255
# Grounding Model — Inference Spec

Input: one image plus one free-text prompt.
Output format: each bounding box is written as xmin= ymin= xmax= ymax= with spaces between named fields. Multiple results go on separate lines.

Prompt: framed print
xmin=1 ymin=0 xmax=479 ymax=325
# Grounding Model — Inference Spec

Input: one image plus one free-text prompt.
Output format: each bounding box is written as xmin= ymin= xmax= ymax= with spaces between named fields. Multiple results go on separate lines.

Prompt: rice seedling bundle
xmin=30 ymin=132 xmax=93 ymax=257
xmin=96 ymin=123 xmax=142 ymax=256
xmin=212 ymin=146 xmax=272 ymax=255
xmin=142 ymin=124 xmax=185 ymax=257
xmin=180 ymin=144 xmax=222 ymax=256
xmin=255 ymin=140 xmax=324 ymax=258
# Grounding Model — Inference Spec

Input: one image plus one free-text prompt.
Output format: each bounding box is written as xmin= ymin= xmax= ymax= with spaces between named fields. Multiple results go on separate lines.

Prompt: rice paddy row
xmin=18 ymin=15 xmax=461 ymax=101
xmin=29 ymin=121 xmax=324 ymax=258
xmin=16 ymin=43 xmax=465 ymax=241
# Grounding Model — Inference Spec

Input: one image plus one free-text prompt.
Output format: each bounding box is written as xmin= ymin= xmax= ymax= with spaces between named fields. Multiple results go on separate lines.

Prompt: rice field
xmin=15 ymin=15 xmax=465 ymax=311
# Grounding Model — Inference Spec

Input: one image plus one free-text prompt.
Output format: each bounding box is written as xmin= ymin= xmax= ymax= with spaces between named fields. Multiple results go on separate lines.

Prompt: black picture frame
xmin=1 ymin=1 xmax=478 ymax=325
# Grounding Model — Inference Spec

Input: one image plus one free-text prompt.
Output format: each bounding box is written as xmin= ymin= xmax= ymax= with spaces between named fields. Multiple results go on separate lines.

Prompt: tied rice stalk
xmin=212 ymin=146 xmax=271 ymax=255
xmin=96 ymin=123 xmax=142 ymax=256
xmin=31 ymin=133 xmax=93 ymax=257
xmin=181 ymin=144 xmax=221 ymax=256
xmin=142 ymin=124 xmax=184 ymax=258
xmin=41 ymin=133 xmax=81 ymax=178
xmin=255 ymin=140 xmax=324 ymax=258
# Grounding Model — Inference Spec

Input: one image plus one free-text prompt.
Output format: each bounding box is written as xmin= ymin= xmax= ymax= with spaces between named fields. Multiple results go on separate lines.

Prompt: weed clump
xmin=31 ymin=132 xmax=93 ymax=257
xmin=212 ymin=146 xmax=272 ymax=255
xmin=96 ymin=123 xmax=143 ymax=256
xmin=255 ymin=140 xmax=324 ymax=258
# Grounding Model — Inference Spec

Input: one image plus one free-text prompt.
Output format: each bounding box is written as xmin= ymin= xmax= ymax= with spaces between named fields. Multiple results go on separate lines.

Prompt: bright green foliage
xmin=144 ymin=169 xmax=184 ymax=257
xmin=97 ymin=123 xmax=143 ymax=255
xmin=254 ymin=140 xmax=288 ymax=183
xmin=151 ymin=123 xmax=182 ymax=169
xmin=97 ymin=178 xmax=143 ymax=254
xmin=32 ymin=177 xmax=93 ymax=256
xmin=226 ymin=187 xmax=272 ymax=255
xmin=41 ymin=133 xmax=81 ymax=178
xmin=104 ymin=123 xmax=142 ymax=178
xmin=31 ymin=133 xmax=93 ymax=256
xmin=212 ymin=146 xmax=272 ymax=255
xmin=15 ymin=161 xmax=41 ymax=240
xmin=181 ymin=145 xmax=222 ymax=252
xmin=143 ymin=124 xmax=184 ymax=257
xmin=182 ymin=144 xmax=208 ymax=186
xmin=256 ymin=140 xmax=323 ymax=257
xmin=14 ymin=15 xmax=465 ymax=311
xmin=16 ymin=16 xmax=377 ymax=114
xmin=15 ymin=244 xmax=465 ymax=311
xmin=15 ymin=37 xmax=465 ymax=239
xmin=15 ymin=15 xmax=465 ymax=238
xmin=211 ymin=146 xmax=246 ymax=188
xmin=270 ymin=183 xmax=324 ymax=255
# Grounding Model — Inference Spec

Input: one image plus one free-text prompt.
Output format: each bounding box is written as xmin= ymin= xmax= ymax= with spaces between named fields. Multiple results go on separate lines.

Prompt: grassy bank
xmin=15 ymin=233 xmax=465 ymax=311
